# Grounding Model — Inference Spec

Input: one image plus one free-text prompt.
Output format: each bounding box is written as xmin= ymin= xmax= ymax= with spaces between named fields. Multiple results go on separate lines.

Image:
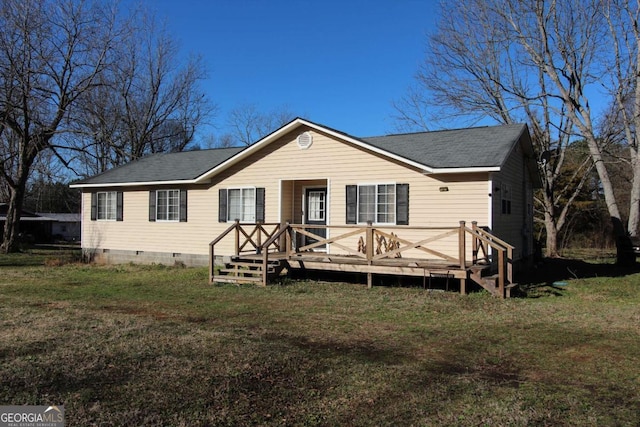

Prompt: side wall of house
xmin=490 ymin=140 xmax=534 ymax=263
xmin=81 ymin=126 xmax=493 ymax=265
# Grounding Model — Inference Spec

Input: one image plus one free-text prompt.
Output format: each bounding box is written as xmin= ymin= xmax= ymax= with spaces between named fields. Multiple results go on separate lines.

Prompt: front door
xmin=304 ymin=188 xmax=327 ymax=250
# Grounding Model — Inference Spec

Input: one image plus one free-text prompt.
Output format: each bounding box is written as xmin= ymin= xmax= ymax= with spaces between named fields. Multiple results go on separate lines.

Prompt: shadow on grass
xmin=516 ymin=257 xmax=640 ymax=297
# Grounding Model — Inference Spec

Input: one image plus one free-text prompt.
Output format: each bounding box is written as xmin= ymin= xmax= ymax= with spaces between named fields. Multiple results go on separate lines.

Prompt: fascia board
xmin=69 ymin=179 xmax=200 ymax=189
xmin=424 ymin=166 xmax=501 ymax=174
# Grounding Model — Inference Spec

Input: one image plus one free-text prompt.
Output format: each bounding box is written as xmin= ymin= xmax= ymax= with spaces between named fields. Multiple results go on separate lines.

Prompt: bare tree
xmin=0 ymin=0 xmax=118 ymax=252
xmin=73 ymin=11 xmax=214 ymax=176
xmin=226 ymin=103 xmax=297 ymax=146
xmin=601 ymin=0 xmax=640 ymax=240
xmin=394 ymin=0 xmax=590 ymax=257
xmin=493 ymin=0 xmax=637 ymax=263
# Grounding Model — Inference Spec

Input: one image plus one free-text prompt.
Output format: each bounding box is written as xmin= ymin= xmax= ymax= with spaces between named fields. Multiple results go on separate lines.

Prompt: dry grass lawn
xmin=0 ymin=250 xmax=639 ymax=426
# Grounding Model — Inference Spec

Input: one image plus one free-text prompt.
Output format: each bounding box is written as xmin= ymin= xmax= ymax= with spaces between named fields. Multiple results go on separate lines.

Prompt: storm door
xmin=304 ymin=188 xmax=327 ymax=250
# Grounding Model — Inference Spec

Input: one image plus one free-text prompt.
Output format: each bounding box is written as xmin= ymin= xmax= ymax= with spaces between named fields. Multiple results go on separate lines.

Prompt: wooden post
xmin=285 ymin=222 xmax=292 ymax=258
xmin=498 ymin=248 xmax=505 ymax=298
xmin=234 ymin=220 xmax=240 ymax=257
xmin=262 ymin=249 xmax=268 ymax=287
xmin=507 ymin=246 xmax=513 ymax=285
xmin=209 ymin=243 xmax=215 ymax=284
xmin=460 ymin=278 xmax=466 ymax=295
xmin=366 ymin=221 xmax=374 ymax=288
xmin=365 ymin=221 xmax=374 ymax=260
xmin=471 ymin=221 xmax=478 ymax=265
xmin=256 ymin=223 xmax=262 ymax=254
xmin=459 ymin=221 xmax=466 ymax=270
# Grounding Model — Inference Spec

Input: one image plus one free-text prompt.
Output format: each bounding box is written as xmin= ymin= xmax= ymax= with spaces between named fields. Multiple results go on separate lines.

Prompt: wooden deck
xmin=209 ymin=222 xmax=515 ymax=297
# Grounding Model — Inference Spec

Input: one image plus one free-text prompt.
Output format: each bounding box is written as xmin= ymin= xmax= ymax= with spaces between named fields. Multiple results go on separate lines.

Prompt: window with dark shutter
xmin=116 ymin=192 xmax=124 ymax=221
xmin=179 ymin=189 xmax=187 ymax=222
xmin=95 ymin=191 xmax=118 ymax=220
xmin=256 ymin=188 xmax=265 ymax=223
xmin=218 ymin=189 xmax=227 ymax=222
xmin=347 ymin=183 xmax=409 ymax=225
xmin=220 ymin=187 xmax=265 ymax=222
xmin=346 ymin=185 xmax=357 ymax=224
xmin=90 ymin=192 xmax=97 ymax=221
xmin=396 ymin=184 xmax=409 ymax=225
xmin=149 ymin=190 xmax=156 ymax=221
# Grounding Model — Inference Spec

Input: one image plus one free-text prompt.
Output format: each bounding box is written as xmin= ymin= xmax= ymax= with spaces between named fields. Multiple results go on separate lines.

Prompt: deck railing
xmin=208 ymin=221 xmax=283 ymax=283
xmin=209 ymin=221 xmax=514 ymax=295
xmin=466 ymin=221 xmax=514 ymax=297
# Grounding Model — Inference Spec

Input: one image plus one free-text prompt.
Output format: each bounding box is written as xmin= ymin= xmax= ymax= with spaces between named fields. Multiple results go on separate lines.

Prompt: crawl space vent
xmin=297 ymin=131 xmax=313 ymax=149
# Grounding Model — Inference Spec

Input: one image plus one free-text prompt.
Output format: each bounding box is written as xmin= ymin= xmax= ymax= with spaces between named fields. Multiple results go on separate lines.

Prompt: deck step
xmin=212 ymin=257 xmax=285 ymax=286
xmin=227 ymin=261 xmax=279 ymax=268
xmin=220 ymin=268 xmax=276 ymax=275
xmin=212 ymin=275 xmax=263 ymax=284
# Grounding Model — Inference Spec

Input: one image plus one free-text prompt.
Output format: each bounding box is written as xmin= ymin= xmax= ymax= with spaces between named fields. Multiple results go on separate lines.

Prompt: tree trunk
xmin=1 ymin=176 xmax=29 ymax=253
xmin=581 ymin=135 xmax=632 ymax=265
xmin=627 ymin=156 xmax=640 ymax=238
xmin=544 ymin=213 xmax=560 ymax=258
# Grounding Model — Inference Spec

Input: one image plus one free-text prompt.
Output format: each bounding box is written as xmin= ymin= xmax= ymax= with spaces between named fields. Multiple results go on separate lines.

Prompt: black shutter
xmin=90 ymin=192 xmax=97 ymax=221
xmin=179 ymin=189 xmax=187 ymax=222
xmin=149 ymin=190 xmax=156 ymax=222
xmin=396 ymin=183 xmax=409 ymax=225
xmin=255 ymin=188 xmax=265 ymax=223
xmin=346 ymin=185 xmax=357 ymax=224
xmin=116 ymin=192 xmax=124 ymax=221
xmin=218 ymin=189 xmax=227 ymax=222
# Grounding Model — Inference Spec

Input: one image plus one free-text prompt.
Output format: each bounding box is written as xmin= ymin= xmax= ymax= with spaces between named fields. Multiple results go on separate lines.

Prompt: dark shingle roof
xmin=360 ymin=124 xmax=526 ymax=169
xmin=72 ymin=121 xmax=529 ymax=186
xmin=73 ymin=147 xmax=244 ymax=185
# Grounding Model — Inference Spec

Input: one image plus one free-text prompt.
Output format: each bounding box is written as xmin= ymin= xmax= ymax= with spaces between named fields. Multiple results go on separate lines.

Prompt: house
xmin=0 ymin=204 xmax=55 ymax=243
xmin=70 ymin=118 xmax=540 ymax=295
xmin=37 ymin=213 xmax=81 ymax=242
xmin=0 ymin=205 xmax=81 ymax=243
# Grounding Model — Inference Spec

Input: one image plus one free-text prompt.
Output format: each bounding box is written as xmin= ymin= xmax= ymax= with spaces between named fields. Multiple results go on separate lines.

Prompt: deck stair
xmin=213 ymin=257 xmax=284 ymax=285
xmin=469 ymin=265 xmax=517 ymax=298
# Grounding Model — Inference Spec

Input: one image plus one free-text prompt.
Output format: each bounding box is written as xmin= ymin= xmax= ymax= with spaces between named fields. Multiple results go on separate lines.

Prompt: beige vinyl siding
xmin=82 ymin=127 xmax=493 ymax=260
xmin=82 ymin=184 xmax=217 ymax=256
xmin=490 ymin=141 xmax=533 ymax=261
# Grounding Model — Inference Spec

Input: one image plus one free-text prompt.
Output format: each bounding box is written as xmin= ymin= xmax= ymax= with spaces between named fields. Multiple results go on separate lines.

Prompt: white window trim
xmin=156 ymin=189 xmax=181 ymax=222
xmin=356 ymin=182 xmax=397 ymax=225
xmin=96 ymin=191 xmax=117 ymax=221
xmin=226 ymin=186 xmax=257 ymax=223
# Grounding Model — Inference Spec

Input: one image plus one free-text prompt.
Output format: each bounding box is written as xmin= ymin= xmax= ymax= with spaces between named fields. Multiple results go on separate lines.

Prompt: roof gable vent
xmin=297 ymin=131 xmax=313 ymax=150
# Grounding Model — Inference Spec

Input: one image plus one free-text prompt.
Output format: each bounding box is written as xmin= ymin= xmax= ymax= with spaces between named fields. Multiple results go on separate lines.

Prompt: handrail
xmin=209 ymin=221 xmax=282 ymax=283
xmin=209 ymin=220 xmax=239 ymax=247
xmin=465 ymin=227 xmax=509 ymax=252
xmin=209 ymin=220 xmax=239 ymax=283
xmin=464 ymin=223 xmax=513 ymax=297
xmin=473 ymin=226 xmax=514 ymax=251
xmin=262 ymin=223 xmax=292 ymax=253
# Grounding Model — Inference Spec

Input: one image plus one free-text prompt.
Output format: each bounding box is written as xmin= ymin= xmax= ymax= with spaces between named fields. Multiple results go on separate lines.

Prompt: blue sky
xmin=148 ymin=0 xmax=441 ymax=141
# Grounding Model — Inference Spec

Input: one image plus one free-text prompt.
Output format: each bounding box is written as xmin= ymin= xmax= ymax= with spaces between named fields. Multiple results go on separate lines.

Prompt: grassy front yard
xmin=0 ymin=252 xmax=639 ymax=426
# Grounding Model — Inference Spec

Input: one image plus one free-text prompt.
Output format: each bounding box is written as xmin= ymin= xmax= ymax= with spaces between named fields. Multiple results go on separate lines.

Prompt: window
xmin=148 ymin=190 xmax=187 ymax=222
xmin=97 ymin=191 xmax=117 ymax=220
xmin=501 ymin=183 xmax=512 ymax=215
xmin=229 ymin=188 xmax=255 ymax=222
xmin=346 ymin=183 xmax=409 ymax=225
xmin=156 ymin=189 xmax=180 ymax=221
xmin=91 ymin=191 xmax=123 ymax=221
xmin=356 ymin=184 xmax=396 ymax=224
xmin=307 ymin=190 xmax=325 ymax=221
xmin=219 ymin=188 xmax=265 ymax=223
